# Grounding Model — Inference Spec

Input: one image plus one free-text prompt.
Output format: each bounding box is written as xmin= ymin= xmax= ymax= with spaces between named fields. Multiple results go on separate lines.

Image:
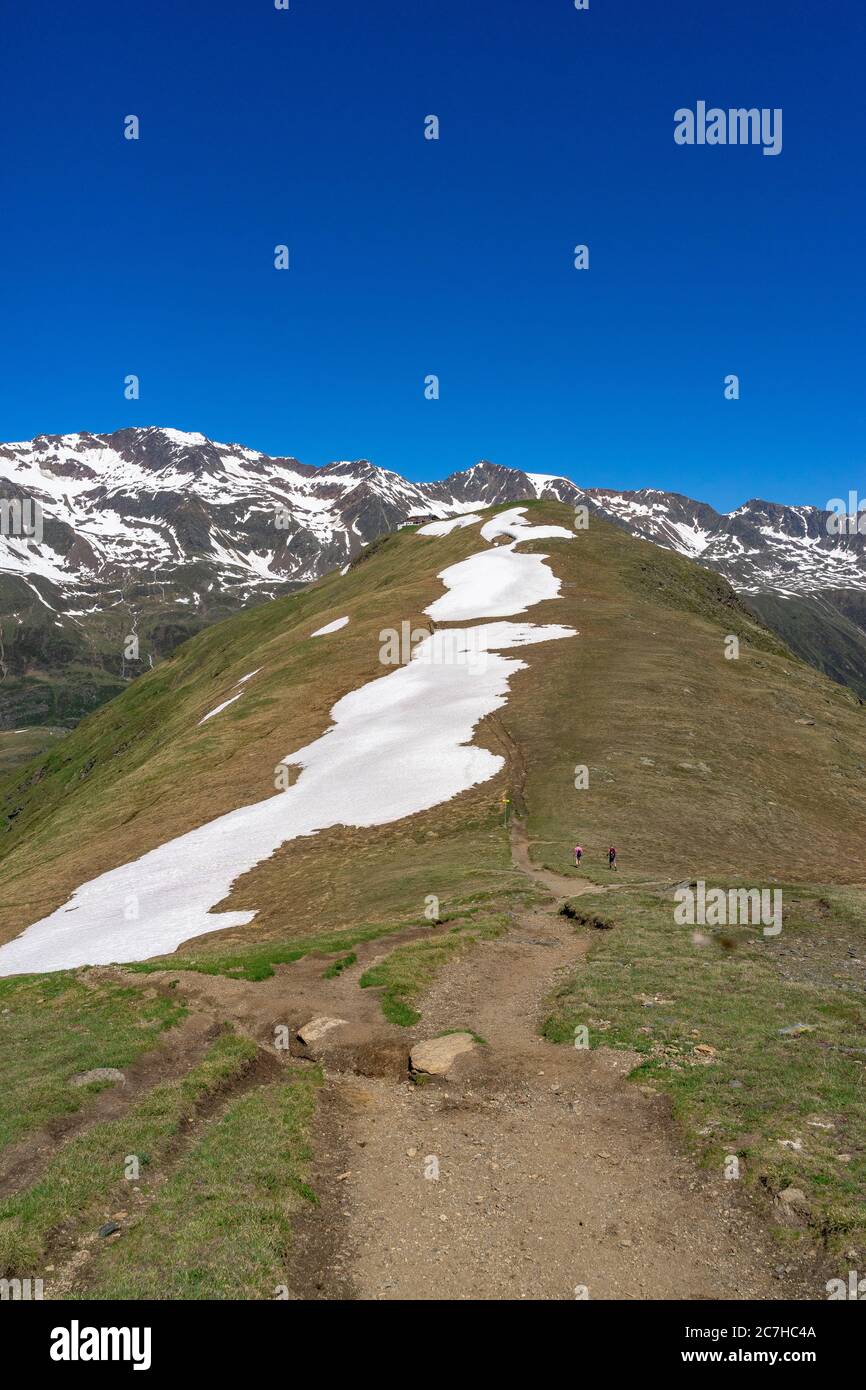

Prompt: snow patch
xmin=197 ymin=692 xmax=244 ymax=725
xmin=311 ymin=616 xmax=350 ymax=637
xmin=416 ymin=514 xmax=482 ymax=537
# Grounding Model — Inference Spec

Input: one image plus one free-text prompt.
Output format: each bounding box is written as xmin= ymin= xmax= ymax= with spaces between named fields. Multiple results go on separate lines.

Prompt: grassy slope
xmin=3 ymin=500 xmax=866 ymax=953
xmin=0 ymin=513 xmax=534 ymax=956
xmin=1 ymin=500 xmax=865 ymax=1270
xmin=745 ymin=590 xmax=866 ymax=702
xmin=501 ymin=511 xmax=866 ymax=884
xmin=0 ymin=971 xmax=186 ymax=1152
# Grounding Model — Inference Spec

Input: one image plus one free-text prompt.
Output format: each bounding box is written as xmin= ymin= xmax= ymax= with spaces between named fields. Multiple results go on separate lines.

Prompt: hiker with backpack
xmin=608 ymin=846 xmax=618 ymax=871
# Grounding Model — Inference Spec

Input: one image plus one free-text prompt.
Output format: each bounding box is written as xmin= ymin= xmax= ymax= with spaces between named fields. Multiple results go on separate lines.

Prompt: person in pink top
xmin=574 ymin=844 xmax=583 ymax=867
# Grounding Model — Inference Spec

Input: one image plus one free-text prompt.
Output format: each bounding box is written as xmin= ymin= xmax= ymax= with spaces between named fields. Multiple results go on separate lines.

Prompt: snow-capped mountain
xmin=0 ymin=429 xmax=577 ymax=600
xmin=1 ymin=427 xmax=865 ymax=734
xmin=585 ymin=488 xmax=866 ymax=598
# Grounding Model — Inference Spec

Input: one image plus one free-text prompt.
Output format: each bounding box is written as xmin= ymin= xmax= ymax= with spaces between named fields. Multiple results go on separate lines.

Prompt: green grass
xmin=322 ymin=952 xmax=357 ymax=979
xmin=0 ymin=971 xmax=186 ymax=1157
xmin=0 ymin=1031 xmax=257 ymax=1277
xmin=0 ymin=726 xmax=70 ymax=773
xmin=79 ymin=1067 xmax=322 ymax=1301
xmin=3 ymin=498 xmax=866 ymax=1279
xmin=128 ymin=919 xmax=426 ymax=982
xmin=359 ymin=915 xmax=507 ymax=1026
xmin=542 ymin=884 xmax=866 ymax=1247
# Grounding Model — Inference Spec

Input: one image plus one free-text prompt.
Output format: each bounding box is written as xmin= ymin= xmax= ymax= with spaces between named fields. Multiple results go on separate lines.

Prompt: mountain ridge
xmin=2 ymin=498 xmax=866 ymax=1282
xmin=2 ymin=427 xmax=865 ymax=737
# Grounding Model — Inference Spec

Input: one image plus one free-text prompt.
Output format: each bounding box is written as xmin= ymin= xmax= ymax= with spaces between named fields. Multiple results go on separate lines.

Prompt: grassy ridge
xmin=4 ymin=500 xmax=866 ymax=969
xmin=2 ymin=500 xmax=866 ymax=1283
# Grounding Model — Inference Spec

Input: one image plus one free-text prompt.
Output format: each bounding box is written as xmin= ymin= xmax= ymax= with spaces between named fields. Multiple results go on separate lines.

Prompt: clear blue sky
xmin=2 ymin=0 xmax=863 ymax=511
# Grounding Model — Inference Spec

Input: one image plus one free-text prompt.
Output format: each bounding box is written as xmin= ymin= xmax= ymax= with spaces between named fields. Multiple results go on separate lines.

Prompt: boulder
xmin=410 ymin=1032 xmax=477 ymax=1075
xmin=297 ymin=1016 xmax=348 ymax=1046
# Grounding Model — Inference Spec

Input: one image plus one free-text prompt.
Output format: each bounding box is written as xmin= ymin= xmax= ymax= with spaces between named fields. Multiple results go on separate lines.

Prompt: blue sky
xmin=1 ymin=0 xmax=863 ymax=511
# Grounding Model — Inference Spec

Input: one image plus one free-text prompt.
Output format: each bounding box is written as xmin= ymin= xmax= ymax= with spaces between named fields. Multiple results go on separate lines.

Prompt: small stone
xmin=778 ymin=1186 xmax=809 ymax=1208
xmin=98 ymin=1221 xmax=120 ymax=1238
xmin=70 ymin=1068 xmax=125 ymax=1088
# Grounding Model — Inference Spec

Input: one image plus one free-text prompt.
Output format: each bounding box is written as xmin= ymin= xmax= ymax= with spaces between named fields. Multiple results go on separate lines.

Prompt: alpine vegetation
xmin=0 ymin=512 xmax=574 ymax=974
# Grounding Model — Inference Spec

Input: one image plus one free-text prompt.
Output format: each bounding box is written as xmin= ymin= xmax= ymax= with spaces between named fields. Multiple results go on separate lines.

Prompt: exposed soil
xmin=288 ymin=823 xmax=823 ymax=1300
xmin=14 ymin=823 xmax=828 ymax=1300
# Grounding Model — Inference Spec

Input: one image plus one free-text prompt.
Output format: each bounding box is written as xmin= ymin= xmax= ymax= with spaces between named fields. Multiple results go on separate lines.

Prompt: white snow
xmin=311 ymin=616 xmax=350 ymax=637
xmin=416 ymin=514 xmax=482 ymax=537
xmin=424 ymin=548 xmax=561 ymax=621
xmin=197 ymin=668 xmax=261 ymax=724
xmin=197 ymin=692 xmax=244 ymax=725
xmin=425 ymin=511 xmax=572 ymax=622
xmin=479 ymin=507 xmax=575 ymax=545
xmin=0 ymin=514 xmax=575 ymax=976
xmin=525 ymin=472 xmax=572 ymax=497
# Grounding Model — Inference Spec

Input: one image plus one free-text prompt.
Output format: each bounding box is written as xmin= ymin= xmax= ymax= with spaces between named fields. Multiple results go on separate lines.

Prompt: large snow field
xmin=0 ymin=513 xmax=574 ymax=975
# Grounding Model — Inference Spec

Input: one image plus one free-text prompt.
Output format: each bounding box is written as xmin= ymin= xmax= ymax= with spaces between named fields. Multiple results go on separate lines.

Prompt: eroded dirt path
xmin=308 ymin=825 xmax=807 ymax=1300
xmin=21 ymin=825 xmax=819 ymax=1300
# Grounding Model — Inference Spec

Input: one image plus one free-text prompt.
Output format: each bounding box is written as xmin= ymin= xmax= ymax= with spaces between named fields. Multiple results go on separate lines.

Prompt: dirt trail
xmin=509 ymin=818 xmax=609 ymax=901
xmin=307 ymin=823 xmax=810 ymax=1300
xmin=21 ymin=824 xmax=819 ymax=1300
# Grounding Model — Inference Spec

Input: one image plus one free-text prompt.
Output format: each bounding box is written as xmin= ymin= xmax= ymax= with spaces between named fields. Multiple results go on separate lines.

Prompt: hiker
xmin=608 ymin=845 xmax=618 ymax=871
xmin=574 ymin=844 xmax=583 ymax=867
